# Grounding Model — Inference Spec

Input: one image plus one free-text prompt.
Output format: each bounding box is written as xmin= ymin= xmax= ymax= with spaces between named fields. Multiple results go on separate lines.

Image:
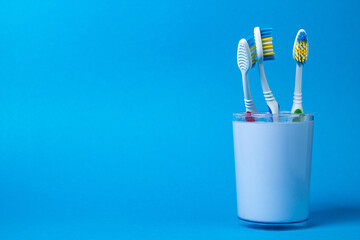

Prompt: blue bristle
xmin=298 ymin=31 xmax=307 ymax=43
xmin=260 ymin=28 xmax=272 ymax=37
xmin=264 ymin=55 xmax=275 ymax=61
xmin=246 ymin=37 xmax=255 ymax=47
xmin=261 ymin=28 xmax=272 ymax=32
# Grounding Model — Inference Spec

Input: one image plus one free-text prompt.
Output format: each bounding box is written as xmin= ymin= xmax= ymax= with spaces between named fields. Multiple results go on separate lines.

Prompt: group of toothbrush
xmin=237 ymin=27 xmax=308 ymax=117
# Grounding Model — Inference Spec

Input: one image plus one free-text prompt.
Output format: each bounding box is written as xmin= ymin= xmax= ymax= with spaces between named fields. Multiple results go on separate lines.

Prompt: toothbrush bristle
xmin=260 ymin=28 xmax=275 ymax=61
xmin=294 ymin=31 xmax=308 ymax=65
xmin=246 ymin=36 xmax=257 ymax=68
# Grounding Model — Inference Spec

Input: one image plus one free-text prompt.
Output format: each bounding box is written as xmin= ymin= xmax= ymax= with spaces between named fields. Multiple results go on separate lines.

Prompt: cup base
xmin=237 ymin=217 xmax=308 ymax=230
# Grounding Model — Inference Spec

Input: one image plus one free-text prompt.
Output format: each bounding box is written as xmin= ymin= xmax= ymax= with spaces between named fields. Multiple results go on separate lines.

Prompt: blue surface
xmin=0 ymin=0 xmax=359 ymax=239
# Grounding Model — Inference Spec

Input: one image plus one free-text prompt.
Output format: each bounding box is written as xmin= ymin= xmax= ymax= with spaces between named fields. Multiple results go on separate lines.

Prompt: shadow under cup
xmin=232 ymin=112 xmax=314 ymax=228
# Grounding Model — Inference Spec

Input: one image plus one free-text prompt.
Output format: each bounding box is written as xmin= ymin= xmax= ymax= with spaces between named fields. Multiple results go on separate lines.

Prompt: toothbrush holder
xmin=232 ymin=112 xmax=314 ymax=228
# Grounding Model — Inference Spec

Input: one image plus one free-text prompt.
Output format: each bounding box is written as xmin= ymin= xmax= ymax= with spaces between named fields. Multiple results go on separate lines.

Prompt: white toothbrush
xmin=291 ymin=29 xmax=308 ymax=113
xmin=237 ymin=38 xmax=257 ymax=113
xmin=254 ymin=27 xmax=279 ymax=114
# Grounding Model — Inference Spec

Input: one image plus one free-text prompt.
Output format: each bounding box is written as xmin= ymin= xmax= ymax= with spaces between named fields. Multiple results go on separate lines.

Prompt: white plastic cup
xmin=232 ymin=112 xmax=314 ymax=227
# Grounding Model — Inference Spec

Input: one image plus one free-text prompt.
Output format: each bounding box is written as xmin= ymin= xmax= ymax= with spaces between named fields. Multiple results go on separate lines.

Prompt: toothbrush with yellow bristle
xmin=254 ymin=27 xmax=279 ymax=114
xmin=237 ymin=37 xmax=258 ymax=113
xmin=291 ymin=29 xmax=308 ymax=113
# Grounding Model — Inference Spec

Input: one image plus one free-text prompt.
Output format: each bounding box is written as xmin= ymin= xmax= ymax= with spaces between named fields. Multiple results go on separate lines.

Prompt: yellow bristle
xmin=264 ymin=52 xmax=275 ymax=56
xmin=263 ymin=45 xmax=273 ymax=49
xmin=294 ymin=40 xmax=308 ymax=62
xmin=249 ymin=45 xmax=255 ymax=51
xmin=262 ymin=37 xmax=273 ymax=42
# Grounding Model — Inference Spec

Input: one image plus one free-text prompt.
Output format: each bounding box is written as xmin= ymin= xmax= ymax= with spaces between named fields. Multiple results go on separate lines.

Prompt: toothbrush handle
xmin=245 ymin=99 xmax=257 ymax=113
xmin=263 ymin=91 xmax=279 ymax=114
xmin=258 ymin=63 xmax=279 ymax=114
xmin=291 ymin=64 xmax=303 ymax=113
xmin=242 ymin=72 xmax=257 ymax=113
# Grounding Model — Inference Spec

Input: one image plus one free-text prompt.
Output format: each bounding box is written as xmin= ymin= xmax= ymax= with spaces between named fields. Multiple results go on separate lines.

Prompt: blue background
xmin=0 ymin=0 xmax=359 ymax=239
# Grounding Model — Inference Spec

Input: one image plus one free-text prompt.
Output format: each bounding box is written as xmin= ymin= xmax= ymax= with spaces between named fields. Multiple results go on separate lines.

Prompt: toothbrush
xmin=254 ymin=27 xmax=279 ymax=114
xmin=237 ymin=37 xmax=258 ymax=113
xmin=291 ymin=29 xmax=308 ymax=113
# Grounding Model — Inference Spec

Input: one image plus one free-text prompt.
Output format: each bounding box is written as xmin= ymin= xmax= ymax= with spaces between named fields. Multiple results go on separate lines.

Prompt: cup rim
xmin=233 ymin=111 xmax=314 ymax=122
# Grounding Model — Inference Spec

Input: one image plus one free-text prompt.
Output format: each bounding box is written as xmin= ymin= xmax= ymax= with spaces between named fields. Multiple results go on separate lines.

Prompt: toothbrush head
xmin=254 ymin=27 xmax=275 ymax=63
xmin=293 ymin=29 xmax=308 ymax=65
xmin=237 ymin=37 xmax=257 ymax=73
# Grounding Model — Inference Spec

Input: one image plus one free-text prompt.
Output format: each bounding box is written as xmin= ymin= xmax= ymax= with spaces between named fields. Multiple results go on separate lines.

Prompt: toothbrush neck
xmin=294 ymin=64 xmax=303 ymax=94
xmin=258 ymin=62 xmax=270 ymax=93
xmin=241 ymin=71 xmax=252 ymax=100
